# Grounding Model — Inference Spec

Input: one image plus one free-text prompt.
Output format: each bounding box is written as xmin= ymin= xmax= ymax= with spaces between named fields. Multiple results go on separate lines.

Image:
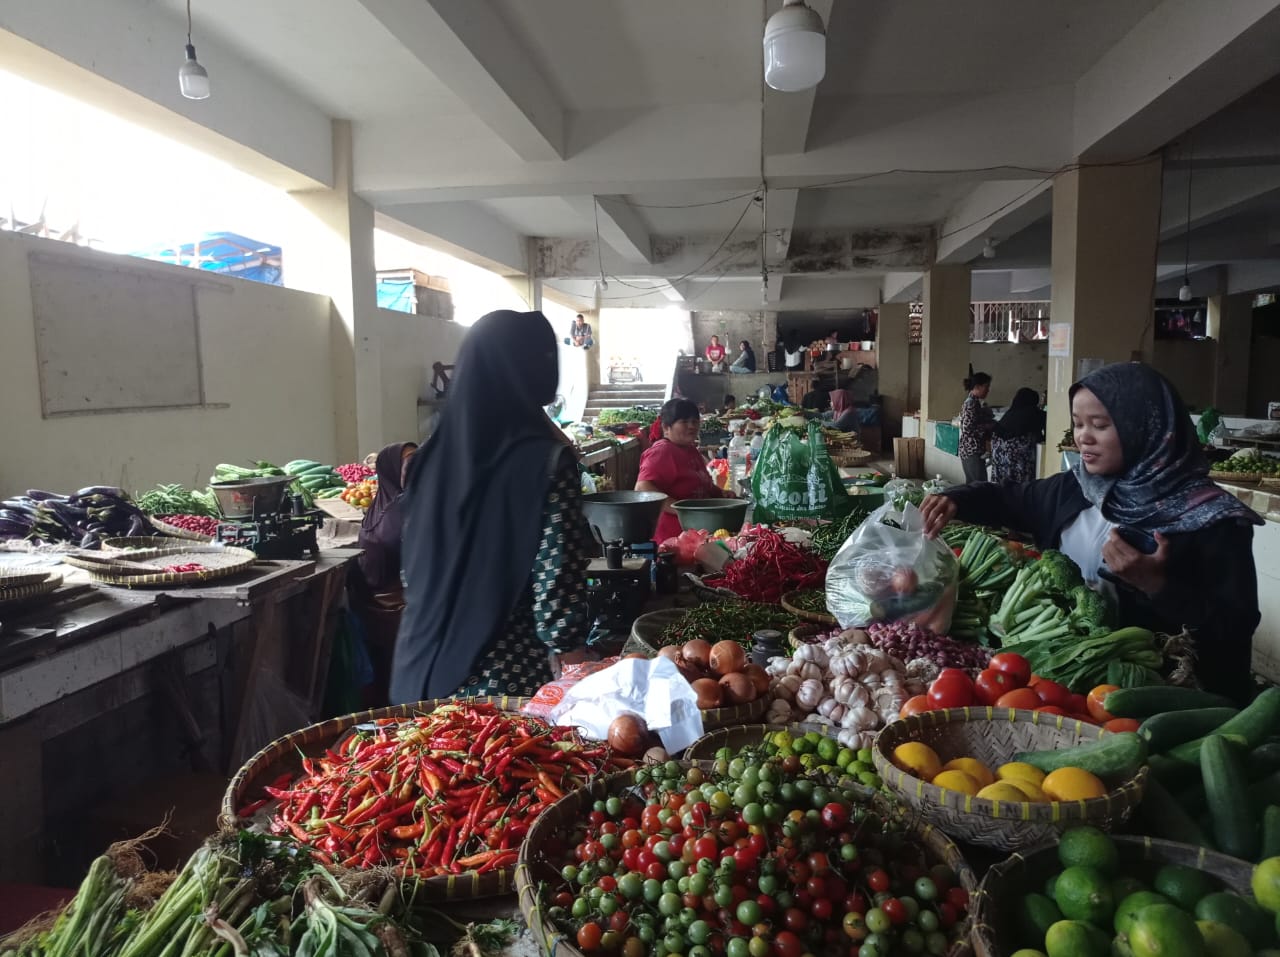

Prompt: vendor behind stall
xmin=920 ymin=362 xmax=1261 ymax=701
xmin=637 ymin=398 xmax=736 ymax=543
xmin=391 ymin=309 xmax=593 ymax=702
xmin=349 ymin=441 xmax=417 ymax=703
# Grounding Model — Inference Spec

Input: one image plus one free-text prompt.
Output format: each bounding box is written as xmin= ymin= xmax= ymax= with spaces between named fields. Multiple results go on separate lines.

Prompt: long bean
xmin=659 ymin=602 xmax=798 ymax=648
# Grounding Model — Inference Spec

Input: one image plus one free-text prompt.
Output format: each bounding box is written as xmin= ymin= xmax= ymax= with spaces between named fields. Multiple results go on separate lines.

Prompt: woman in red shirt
xmin=636 ymin=398 xmax=735 ymax=542
xmin=705 ymin=336 xmax=727 ymax=371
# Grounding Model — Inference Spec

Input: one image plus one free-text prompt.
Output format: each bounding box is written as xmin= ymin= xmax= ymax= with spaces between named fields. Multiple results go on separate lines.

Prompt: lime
xmin=1195 ymin=920 xmax=1251 ymax=957
xmin=793 ymin=736 xmax=814 ymax=755
xmin=1193 ymin=892 xmax=1273 ymax=949
xmin=1019 ymin=893 xmax=1064 ymax=947
xmin=1055 ymin=866 xmax=1116 ymax=927
xmin=1114 ymin=891 xmax=1171 ymax=938
xmin=837 ymin=748 xmax=856 ymax=769
xmin=1153 ymin=865 xmax=1216 ymax=912
xmin=771 ymin=731 xmax=794 ymax=750
xmin=817 ymin=737 xmax=840 ymax=763
xmin=1046 ymin=874 xmax=1061 ymax=900
xmin=1254 ymin=857 xmax=1280 ymax=914
xmin=1059 ymin=827 xmax=1120 ymax=875
xmin=1044 ymin=919 xmax=1110 ymax=957
xmin=1128 ymin=904 xmax=1205 ymax=957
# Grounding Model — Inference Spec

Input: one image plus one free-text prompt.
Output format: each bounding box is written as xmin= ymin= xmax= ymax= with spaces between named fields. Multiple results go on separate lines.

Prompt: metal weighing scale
xmin=579 ymin=491 xmax=666 ymax=648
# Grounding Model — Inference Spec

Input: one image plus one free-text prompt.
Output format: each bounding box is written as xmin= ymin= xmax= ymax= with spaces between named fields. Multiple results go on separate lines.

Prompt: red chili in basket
xmin=704 ymin=527 xmax=827 ymax=603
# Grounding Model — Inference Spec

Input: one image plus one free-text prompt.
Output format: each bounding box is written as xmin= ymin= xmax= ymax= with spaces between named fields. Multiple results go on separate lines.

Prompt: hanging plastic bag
xmin=825 ymin=501 xmax=959 ymax=634
xmin=883 ymin=477 xmax=925 ymax=511
xmin=751 ymin=421 xmax=848 ymax=523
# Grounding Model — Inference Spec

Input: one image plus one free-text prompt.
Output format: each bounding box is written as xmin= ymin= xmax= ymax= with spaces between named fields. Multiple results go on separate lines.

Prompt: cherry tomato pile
xmin=897 ymin=653 xmax=1142 ymax=731
xmin=539 ymin=756 xmax=971 ymax=957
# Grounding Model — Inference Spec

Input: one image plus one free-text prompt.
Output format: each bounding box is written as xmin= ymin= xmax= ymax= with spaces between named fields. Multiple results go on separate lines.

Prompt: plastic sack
xmin=523 ymin=658 xmax=619 ymax=719
xmin=751 ymin=421 xmax=848 ymax=523
xmin=825 ymin=501 xmax=959 ymax=634
xmin=548 ymin=657 xmax=704 ymax=753
xmin=1197 ymin=407 xmax=1222 ymax=446
xmin=659 ymin=529 xmax=709 ymax=564
xmin=883 ymin=478 xmax=925 ymax=511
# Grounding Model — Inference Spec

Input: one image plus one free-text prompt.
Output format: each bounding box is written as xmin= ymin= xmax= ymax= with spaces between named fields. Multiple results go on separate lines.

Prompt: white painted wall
xmin=0 ymin=231 xmax=453 ymax=494
xmin=969 ymin=341 xmax=1049 ymax=407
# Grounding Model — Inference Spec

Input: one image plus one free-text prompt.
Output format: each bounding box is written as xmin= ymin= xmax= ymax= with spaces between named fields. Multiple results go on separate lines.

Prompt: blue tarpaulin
xmin=129 ymin=232 xmax=283 ymax=285
xmin=377 ymin=277 xmax=416 ymax=312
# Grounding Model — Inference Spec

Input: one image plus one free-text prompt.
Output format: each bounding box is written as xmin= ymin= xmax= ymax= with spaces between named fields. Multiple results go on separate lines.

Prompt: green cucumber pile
xmin=210 ymin=460 xmax=345 ymax=509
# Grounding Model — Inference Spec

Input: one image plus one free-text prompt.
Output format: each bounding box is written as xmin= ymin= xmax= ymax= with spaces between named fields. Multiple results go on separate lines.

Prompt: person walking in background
xmin=990 ymin=387 xmax=1045 ymax=484
xmin=729 ymin=339 xmax=756 ymax=374
xmin=566 ymin=314 xmax=594 ymax=349
xmin=782 ymin=330 xmax=805 ymax=371
xmin=958 ymin=371 xmax=995 ymax=483
xmin=705 ymin=335 xmax=727 ymax=372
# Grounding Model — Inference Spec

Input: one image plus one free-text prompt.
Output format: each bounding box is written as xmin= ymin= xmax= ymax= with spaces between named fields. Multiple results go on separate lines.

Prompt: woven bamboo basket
xmin=68 ymin=545 xmax=257 ymax=587
xmin=700 ymin=695 xmax=768 ymax=730
xmin=831 ymin=448 xmax=874 ymax=468
xmin=148 ymin=515 xmax=216 ymax=542
xmin=781 ymin=589 xmax=837 ymax=626
xmin=222 ymin=696 xmax=550 ymax=900
xmin=788 ymin=622 xmax=834 ymax=649
xmin=1209 ymin=470 xmax=1264 ymax=484
xmin=873 ymin=709 xmax=1149 ymax=851
xmin=971 ymin=836 xmax=1253 ymax=957
xmin=0 ymin=572 xmax=61 ymax=605
xmin=0 ymin=566 xmax=55 ymax=588
xmin=516 ymin=767 xmax=978 ymax=957
xmin=683 ymin=572 xmax=746 ymax=604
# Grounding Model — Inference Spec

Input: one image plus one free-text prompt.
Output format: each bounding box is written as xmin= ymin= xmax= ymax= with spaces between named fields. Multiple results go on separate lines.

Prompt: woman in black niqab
xmin=390 ymin=310 xmax=592 ymax=703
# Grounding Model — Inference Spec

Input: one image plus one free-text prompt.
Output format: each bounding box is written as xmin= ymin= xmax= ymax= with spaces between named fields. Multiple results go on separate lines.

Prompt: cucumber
xmin=1103 ymin=686 xmax=1234 ymax=719
xmin=1131 ymin=777 xmax=1213 ymax=848
xmin=1165 ymin=687 xmax=1280 ymax=766
xmin=1016 ymin=731 xmax=1147 ymax=779
xmin=1263 ymin=805 xmax=1280 ymax=860
xmin=1139 ymin=707 xmax=1239 ymax=754
xmin=1201 ymin=733 xmax=1259 ymax=860
xmin=1247 ymin=771 xmax=1280 ymax=813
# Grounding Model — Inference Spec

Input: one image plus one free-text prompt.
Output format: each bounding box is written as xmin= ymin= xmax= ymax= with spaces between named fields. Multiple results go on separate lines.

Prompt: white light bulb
xmin=179 ymin=44 xmax=210 ymax=99
xmin=763 ymin=1 xmax=826 ymax=93
xmin=1178 ymin=282 xmax=1193 ymax=302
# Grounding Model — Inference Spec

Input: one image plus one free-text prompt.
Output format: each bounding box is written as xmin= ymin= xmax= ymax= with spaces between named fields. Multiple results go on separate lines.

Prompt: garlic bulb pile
xmin=765 ymin=633 xmax=931 ymax=751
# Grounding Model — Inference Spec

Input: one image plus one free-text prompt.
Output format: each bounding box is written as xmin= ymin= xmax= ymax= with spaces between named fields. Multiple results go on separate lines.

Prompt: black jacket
xmin=944 ymin=472 xmax=1260 ymax=702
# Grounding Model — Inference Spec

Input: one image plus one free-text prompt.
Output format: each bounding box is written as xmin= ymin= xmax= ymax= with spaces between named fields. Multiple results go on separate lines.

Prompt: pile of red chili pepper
xmin=702 ymin=527 xmax=827 ymax=603
xmin=244 ymin=703 xmax=629 ymax=879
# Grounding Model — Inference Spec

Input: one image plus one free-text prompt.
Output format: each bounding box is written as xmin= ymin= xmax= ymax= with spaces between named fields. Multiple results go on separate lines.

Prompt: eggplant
xmin=25 ymin=489 xmax=63 ymax=501
xmin=47 ymin=501 xmax=88 ymax=521
xmin=126 ymin=514 xmax=147 ymax=537
xmin=80 ymin=531 xmax=98 ymax=548
xmin=75 ymin=486 xmax=126 ymax=499
xmin=0 ymin=520 xmax=31 ymax=538
xmin=2 ymin=498 xmax=36 ymax=510
xmin=0 ymin=508 xmax=34 ymax=522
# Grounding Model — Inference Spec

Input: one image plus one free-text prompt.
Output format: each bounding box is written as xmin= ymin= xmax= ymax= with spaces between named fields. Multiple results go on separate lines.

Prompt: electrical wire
xmin=1183 ymin=142 xmax=1194 ymax=279
xmin=186 ymin=0 xmax=194 ymax=43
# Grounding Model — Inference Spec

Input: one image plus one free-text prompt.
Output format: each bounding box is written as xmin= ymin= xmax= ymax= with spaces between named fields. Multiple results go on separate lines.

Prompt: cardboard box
xmin=893 ymin=437 xmax=926 ymax=479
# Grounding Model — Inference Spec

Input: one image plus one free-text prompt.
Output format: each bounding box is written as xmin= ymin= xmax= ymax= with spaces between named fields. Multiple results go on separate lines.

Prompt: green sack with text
xmin=750 ymin=421 xmax=849 ymax=523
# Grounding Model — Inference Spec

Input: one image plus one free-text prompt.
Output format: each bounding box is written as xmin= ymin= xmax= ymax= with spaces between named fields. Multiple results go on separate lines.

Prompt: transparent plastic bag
xmin=883 ymin=477 xmax=925 ymax=512
xmin=825 ymin=501 xmax=959 ymax=633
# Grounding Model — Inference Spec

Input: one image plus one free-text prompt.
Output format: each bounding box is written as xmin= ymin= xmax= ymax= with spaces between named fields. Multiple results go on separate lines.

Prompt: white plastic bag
xmin=548 ymin=657 xmax=704 ymax=753
xmin=825 ymin=501 xmax=959 ymax=633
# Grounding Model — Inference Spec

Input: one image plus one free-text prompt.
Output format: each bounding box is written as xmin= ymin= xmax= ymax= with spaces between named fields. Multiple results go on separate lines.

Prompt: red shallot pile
xmin=156 ymin=514 xmax=220 ymax=537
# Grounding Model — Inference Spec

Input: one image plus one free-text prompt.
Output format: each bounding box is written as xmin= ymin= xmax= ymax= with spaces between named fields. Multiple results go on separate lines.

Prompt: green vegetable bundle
xmin=808 ymin=505 xmax=874 ymax=561
xmin=135 ymin=484 xmax=219 ymax=518
xmin=660 ymin=602 xmax=798 ymax=649
xmin=950 ymin=530 xmax=1019 ymax=645
xmin=596 ymin=407 xmax=658 ymax=427
xmin=1003 ymin=625 xmax=1161 ymax=692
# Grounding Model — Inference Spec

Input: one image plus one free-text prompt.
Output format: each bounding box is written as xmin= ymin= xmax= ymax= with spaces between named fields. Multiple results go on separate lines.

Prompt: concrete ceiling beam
xmin=1228 ymin=261 xmax=1280 ymax=294
xmin=1074 ymin=0 xmax=1280 ymax=161
xmin=764 ymin=273 xmax=786 ymax=304
xmin=764 ymin=188 xmax=800 ymax=262
xmin=1159 ymin=165 xmax=1280 ymax=239
xmin=0 ymin=3 xmax=332 ymax=190
xmin=761 ymin=0 xmax=835 ymax=157
xmin=881 ymin=272 xmax=923 ymax=304
xmin=935 ymin=180 xmax=1053 ymax=265
xmin=376 ymin=203 xmax=528 ymax=276
xmin=589 ymin=196 xmax=655 ymax=265
xmin=355 ymin=0 xmax=565 ymax=161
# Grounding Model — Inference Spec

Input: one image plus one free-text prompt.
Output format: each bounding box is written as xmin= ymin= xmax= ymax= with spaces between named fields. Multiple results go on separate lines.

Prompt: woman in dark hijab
xmin=349 ymin=441 xmax=417 ymax=703
xmin=921 ymin=363 xmax=1262 ymax=701
xmin=390 ymin=310 xmax=593 ymax=703
xmin=989 ymin=387 xmax=1044 ymax=484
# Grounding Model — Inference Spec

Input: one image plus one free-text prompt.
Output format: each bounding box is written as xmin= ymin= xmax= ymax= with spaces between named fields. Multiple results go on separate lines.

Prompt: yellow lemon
xmin=997 ymin=761 xmax=1048 ymax=787
xmin=1042 ymin=767 xmax=1107 ymax=802
xmin=943 ymin=757 xmax=995 ymax=788
xmin=977 ymin=782 xmax=1034 ymax=803
xmin=1004 ymin=777 xmax=1048 ymax=802
xmin=891 ymin=742 xmax=943 ymax=782
xmin=931 ymin=770 xmax=980 ymax=795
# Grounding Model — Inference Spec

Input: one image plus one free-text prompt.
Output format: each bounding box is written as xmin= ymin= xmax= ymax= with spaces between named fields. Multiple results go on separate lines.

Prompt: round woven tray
xmin=971 ymin=836 xmax=1252 ymax=957
xmin=516 ymin=767 xmax=978 ymax=957
xmin=66 ymin=544 xmax=257 ymax=587
xmin=0 ymin=572 xmax=61 ymax=605
xmin=873 ymin=708 xmax=1149 ymax=851
xmin=831 ymin=448 xmax=873 ymax=467
xmin=781 ymin=588 xmax=837 ymax=625
xmin=1209 ymin=470 xmax=1264 ymax=483
xmin=223 ymin=696 xmax=539 ymax=900
xmin=683 ymin=571 xmax=746 ymax=604
xmin=148 ymin=515 xmax=216 ymax=542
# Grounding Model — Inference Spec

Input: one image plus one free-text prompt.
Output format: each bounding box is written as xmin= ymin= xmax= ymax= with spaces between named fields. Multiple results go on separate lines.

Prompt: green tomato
xmin=900 ymin=896 xmax=920 ymax=920
xmin=756 ymin=874 xmax=778 ymax=895
xmin=914 ymin=878 xmax=938 ymax=902
xmin=811 ymin=786 xmax=831 ymax=809
xmin=865 ymin=908 xmax=891 ymax=934
xmin=748 ymin=938 xmax=770 ymax=957
xmin=726 ymin=938 xmax=750 ymax=957
xmin=686 ymin=789 xmax=705 ymax=807
xmin=667 ymin=861 xmax=687 ymax=880
xmin=733 ymin=785 xmax=758 ymax=808
xmin=916 ymin=910 xmax=939 ymax=933
xmin=742 ymin=802 xmax=765 ymax=826
xmin=572 ymin=898 xmax=590 ymax=919
xmin=605 ymin=796 xmax=623 ymax=816
xmin=736 ymin=900 xmax=762 ymax=926
xmin=715 ymin=884 xmax=735 ymax=908
xmin=600 ymin=833 xmax=619 ymax=851
xmin=689 ymin=947 xmax=711 ymax=957
xmin=859 ymin=943 xmax=881 ymax=957
xmin=562 ymin=864 xmax=580 ymax=882
xmin=687 ymin=921 xmax=711 ymax=946
xmin=643 ymin=879 xmax=663 ymax=904
xmin=709 ymin=791 xmax=732 ymax=813
xmin=664 ymin=932 xmax=686 ymax=954
xmin=926 ymin=932 xmax=948 ymax=956
xmin=659 ymin=892 xmax=682 ymax=917
xmin=841 ymin=844 xmax=859 ymax=862
xmin=728 ymin=758 xmax=747 ymax=780
xmin=619 ymin=874 xmax=644 ymax=900
xmin=740 ymin=765 xmax=760 ymax=787
xmin=688 ymin=873 xmax=709 ymax=896
xmin=599 ymin=896 xmax=618 ymax=916
xmin=901 ymin=930 xmax=925 ymax=954
xmin=676 ymin=876 xmax=690 ymax=894
xmin=638 ymin=926 xmax=656 ymax=945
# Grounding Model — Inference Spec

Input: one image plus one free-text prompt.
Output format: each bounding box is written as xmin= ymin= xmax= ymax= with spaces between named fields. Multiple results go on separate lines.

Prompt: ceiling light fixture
xmin=982 ymin=237 xmax=998 ymax=260
xmin=763 ymin=0 xmax=827 ymax=93
xmin=179 ymin=0 xmax=210 ymax=100
xmin=1179 ymin=143 xmax=1194 ymax=302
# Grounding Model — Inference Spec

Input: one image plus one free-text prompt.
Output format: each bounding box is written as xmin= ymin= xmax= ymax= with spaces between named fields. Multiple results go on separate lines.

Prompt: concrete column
xmin=920 ymin=265 xmax=972 ymax=424
xmin=1209 ymin=293 xmax=1252 ymax=414
xmin=877 ymin=303 xmax=911 ymax=440
xmin=285 ymin=120 xmax=381 ymax=461
xmin=1044 ymin=158 xmax=1162 ymax=475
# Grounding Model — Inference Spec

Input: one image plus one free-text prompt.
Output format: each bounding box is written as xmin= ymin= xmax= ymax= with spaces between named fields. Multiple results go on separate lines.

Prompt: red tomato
xmin=1027 ymin=673 xmax=1043 ymax=686
xmin=882 ymin=898 xmax=909 ymax=926
xmin=845 ymin=892 xmax=869 ymax=915
xmin=1103 ymin=717 xmax=1141 ymax=733
xmin=898 ymin=695 xmax=934 ymax=719
xmin=866 ymin=868 xmax=891 ymax=893
xmin=928 ymin=673 xmax=974 ymax=709
xmin=937 ymin=667 xmax=972 ymax=683
xmin=988 ymin=652 xmax=1031 ymax=686
xmin=807 ymin=851 xmax=832 ymax=876
xmin=995 ymin=687 xmax=1042 ymax=710
xmin=946 ymin=886 xmax=970 ymax=912
xmin=578 ymin=923 xmax=603 ymax=952
xmin=1034 ymin=680 xmax=1071 ymax=708
xmin=774 ymin=931 xmax=804 ymax=957
xmin=974 ymin=668 xmax=1017 ymax=706
xmin=821 ymin=803 xmax=849 ymax=831
xmin=1035 ymin=705 xmax=1068 ymax=716
xmin=810 ymin=897 xmax=833 ymax=921
xmin=645 ymin=861 xmax=666 ymax=881
xmin=693 ymin=836 xmax=719 ymax=862
xmin=1087 ymin=684 xmax=1121 ymax=722
xmin=1065 ymin=693 xmax=1089 ymax=714
xmin=937 ymin=902 xmax=959 ymax=928
xmin=598 ymin=876 xmax=617 ymax=893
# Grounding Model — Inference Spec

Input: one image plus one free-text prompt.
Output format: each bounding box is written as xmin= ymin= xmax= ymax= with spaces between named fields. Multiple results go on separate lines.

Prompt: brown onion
xmin=623 ymin=652 xmax=649 ymax=660
xmin=644 ymin=746 xmax=670 ymax=765
xmin=657 ymin=645 xmax=682 ymax=662
xmin=677 ymin=661 xmax=706 ymax=685
xmin=607 ymin=714 xmax=648 ymax=756
xmin=709 ymin=640 xmax=747 ymax=677
xmin=719 ymin=671 xmax=755 ymax=704
xmin=742 ymin=663 xmax=770 ymax=696
xmin=691 ymin=677 xmax=724 ymax=709
xmin=681 ymin=639 xmax=712 ymax=670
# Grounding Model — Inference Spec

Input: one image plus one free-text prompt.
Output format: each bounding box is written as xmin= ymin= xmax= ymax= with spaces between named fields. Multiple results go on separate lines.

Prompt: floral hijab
xmin=1069 ymin=363 xmax=1261 ymax=534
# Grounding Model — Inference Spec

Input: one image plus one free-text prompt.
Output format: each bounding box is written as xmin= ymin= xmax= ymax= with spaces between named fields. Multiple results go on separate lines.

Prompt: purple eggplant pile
xmin=0 ymin=486 xmax=157 ymax=548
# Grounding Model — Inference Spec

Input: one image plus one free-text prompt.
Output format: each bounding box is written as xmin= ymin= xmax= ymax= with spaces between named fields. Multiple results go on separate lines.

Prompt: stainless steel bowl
xmin=210 ymin=477 xmax=293 ymax=519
